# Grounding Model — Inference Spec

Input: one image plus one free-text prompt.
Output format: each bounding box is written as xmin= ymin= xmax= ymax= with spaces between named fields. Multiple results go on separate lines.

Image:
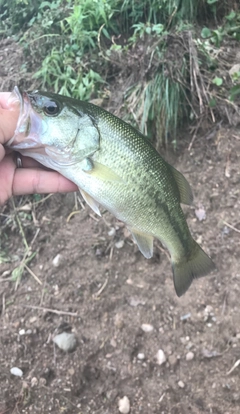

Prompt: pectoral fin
xmin=169 ymin=165 xmax=193 ymax=205
xmin=130 ymin=228 xmax=153 ymax=259
xmin=84 ymin=161 xmax=122 ymax=182
xmin=79 ymin=188 xmax=101 ymax=216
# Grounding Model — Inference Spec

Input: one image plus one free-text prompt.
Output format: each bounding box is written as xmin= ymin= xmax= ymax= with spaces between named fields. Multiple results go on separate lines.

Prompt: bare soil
xmin=1 ymin=39 xmax=240 ymax=414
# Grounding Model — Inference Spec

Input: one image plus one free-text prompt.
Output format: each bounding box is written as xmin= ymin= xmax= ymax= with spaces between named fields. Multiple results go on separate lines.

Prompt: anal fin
xmin=79 ymin=188 xmax=101 ymax=216
xmin=130 ymin=228 xmax=153 ymax=259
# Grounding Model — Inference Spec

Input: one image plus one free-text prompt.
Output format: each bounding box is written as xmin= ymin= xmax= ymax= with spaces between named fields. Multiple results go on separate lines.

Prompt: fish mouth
xmin=6 ymin=86 xmax=44 ymax=152
xmin=6 ymin=86 xmax=79 ymax=169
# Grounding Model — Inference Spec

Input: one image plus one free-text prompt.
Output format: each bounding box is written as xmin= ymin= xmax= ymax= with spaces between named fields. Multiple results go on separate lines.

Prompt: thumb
xmin=0 ymin=144 xmax=5 ymax=161
xmin=0 ymin=93 xmax=19 ymax=145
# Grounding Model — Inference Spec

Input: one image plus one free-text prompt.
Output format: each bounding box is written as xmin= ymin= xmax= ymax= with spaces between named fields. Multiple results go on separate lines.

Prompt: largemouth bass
xmin=6 ymin=86 xmax=215 ymax=296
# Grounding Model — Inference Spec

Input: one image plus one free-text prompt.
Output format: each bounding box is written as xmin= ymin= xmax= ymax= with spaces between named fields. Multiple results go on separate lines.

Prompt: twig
xmin=93 ymin=278 xmax=108 ymax=298
xmin=227 ymin=359 xmax=240 ymax=375
xmin=89 ymin=213 xmax=100 ymax=222
xmin=66 ymin=210 xmax=80 ymax=222
xmin=33 ymin=193 xmax=53 ymax=206
xmin=2 ymin=293 xmax=5 ymax=317
xmin=24 ymin=264 xmax=42 ymax=285
xmin=11 ymin=198 xmax=29 ymax=250
xmin=14 ymin=304 xmax=78 ymax=317
xmin=188 ymin=119 xmax=202 ymax=151
xmin=223 ymin=220 xmax=240 ymax=234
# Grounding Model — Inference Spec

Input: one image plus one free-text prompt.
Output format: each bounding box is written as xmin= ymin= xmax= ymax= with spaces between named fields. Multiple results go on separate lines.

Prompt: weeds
xmin=0 ymin=0 xmax=239 ymax=145
xmin=0 ymin=196 xmax=43 ymax=289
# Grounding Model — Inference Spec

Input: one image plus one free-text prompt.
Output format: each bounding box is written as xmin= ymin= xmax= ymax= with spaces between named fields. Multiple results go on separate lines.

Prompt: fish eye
xmin=43 ymin=100 xmax=60 ymax=116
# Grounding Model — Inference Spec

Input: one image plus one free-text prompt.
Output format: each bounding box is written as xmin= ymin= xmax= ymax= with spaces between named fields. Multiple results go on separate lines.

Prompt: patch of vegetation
xmin=0 ymin=0 xmax=239 ymax=145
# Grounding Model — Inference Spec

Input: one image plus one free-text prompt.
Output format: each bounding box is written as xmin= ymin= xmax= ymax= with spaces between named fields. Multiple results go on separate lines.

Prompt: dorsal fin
xmin=169 ymin=165 xmax=193 ymax=205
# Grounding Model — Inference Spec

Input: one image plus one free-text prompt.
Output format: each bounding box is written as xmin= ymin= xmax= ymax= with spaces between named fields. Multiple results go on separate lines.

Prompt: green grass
xmin=0 ymin=0 xmax=238 ymax=145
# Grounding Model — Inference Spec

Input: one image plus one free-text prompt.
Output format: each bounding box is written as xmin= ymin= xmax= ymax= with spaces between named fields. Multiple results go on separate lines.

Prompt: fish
xmin=6 ymin=86 xmax=215 ymax=296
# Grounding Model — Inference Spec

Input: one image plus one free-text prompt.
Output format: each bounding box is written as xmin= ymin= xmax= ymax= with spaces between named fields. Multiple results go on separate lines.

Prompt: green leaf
xmin=229 ymin=85 xmax=240 ymax=101
xmin=201 ymin=27 xmax=212 ymax=38
xmin=226 ymin=11 xmax=236 ymax=21
xmin=209 ymin=97 xmax=217 ymax=107
xmin=212 ymin=77 xmax=223 ymax=86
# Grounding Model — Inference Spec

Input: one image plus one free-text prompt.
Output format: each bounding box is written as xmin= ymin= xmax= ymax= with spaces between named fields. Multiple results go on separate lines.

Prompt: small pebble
xmin=10 ymin=367 xmax=23 ymax=377
xmin=19 ymin=329 xmax=25 ymax=336
xmin=29 ymin=316 xmax=37 ymax=324
xmin=128 ymin=297 xmax=145 ymax=307
xmin=186 ymin=351 xmax=194 ymax=361
xmin=115 ymin=240 xmax=124 ymax=249
xmin=52 ymin=254 xmax=63 ymax=267
xmin=53 ymin=332 xmax=77 ymax=352
xmin=178 ymin=380 xmax=185 ymax=388
xmin=110 ymin=338 xmax=117 ymax=348
xmin=68 ymin=367 xmax=75 ymax=376
xmin=168 ymin=354 xmax=178 ymax=367
xmin=118 ymin=396 xmax=130 ymax=413
xmin=155 ymin=349 xmax=167 ymax=365
xmin=31 ymin=377 xmax=38 ymax=387
xmin=108 ymin=227 xmax=116 ymax=237
xmin=141 ymin=323 xmax=154 ymax=333
xmin=180 ymin=312 xmax=191 ymax=321
xmin=137 ymin=353 xmax=145 ymax=360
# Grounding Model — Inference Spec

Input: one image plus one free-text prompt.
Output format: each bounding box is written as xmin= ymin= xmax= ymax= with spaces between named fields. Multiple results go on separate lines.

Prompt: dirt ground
xmin=1 ymin=40 xmax=240 ymax=414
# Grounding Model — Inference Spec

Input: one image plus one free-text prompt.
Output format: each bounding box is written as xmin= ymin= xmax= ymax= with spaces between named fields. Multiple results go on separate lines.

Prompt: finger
xmin=0 ymin=104 xmax=19 ymax=145
xmin=3 ymin=152 xmax=48 ymax=169
xmin=0 ymin=151 xmax=16 ymax=205
xmin=21 ymin=156 xmax=47 ymax=169
xmin=12 ymin=168 xmax=78 ymax=196
xmin=0 ymin=144 xmax=5 ymax=161
xmin=0 ymin=92 xmax=12 ymax=109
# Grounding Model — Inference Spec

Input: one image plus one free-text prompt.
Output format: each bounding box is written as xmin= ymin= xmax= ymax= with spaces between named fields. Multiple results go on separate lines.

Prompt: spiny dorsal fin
xmin=79 ymin=188 xmax=101 ymax=216
xmin=129 ymin=228 xmax=153 ymax=259
xmin=169 ymin=165 xmax=193 ymax=205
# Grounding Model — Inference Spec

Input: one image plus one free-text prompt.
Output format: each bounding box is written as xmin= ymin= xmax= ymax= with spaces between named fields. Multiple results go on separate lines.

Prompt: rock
xmin=155 ymin=349 xmax=167 ymax=365
xmin=114 ymin=313 xmax=124 ymax=329
xmin=128 ymin=297 xmax=145 ymax=307
xmin=108 ymin=227 xmax=116 ymax=237
xmin=137 ymin=353 xmax=145 ymax=360
xmin=31 ymin=377 xmax=38 ymax=387
xmin=52 ymin=254 xmax=63 ymax=267
xmin=186 ymin=351 xmax=194 ymax=361
xmin=180 ymin=312 xmax=191 ymax=321
xmin=110 ymin=338 xmax=117 ymax=348
xmin=178 ymin=380 xmax=185 ymax=388
xmin=115 ymin=240 xmax=124 ymax=249
xmin=195 ymin=206 xmax=206 ymax=221
xmin=10 ymin=367 xmax=23 ymax=377
xmin=229 ymin=63 xmax=240 ymax=76
xmin=19 ymin=329 xmax=25 ymax=336
xmin=141 ymin=323 xmax=154 ymax=333
xmin=29 ymin=316 xmax=37 ymax=324
xmin=168 ymin=354 xmax=178 ymax=367
xmin=53 ymin=332 xmax=77 ymax=352
xmin=118 ymin=396 xmax=130 ymax=413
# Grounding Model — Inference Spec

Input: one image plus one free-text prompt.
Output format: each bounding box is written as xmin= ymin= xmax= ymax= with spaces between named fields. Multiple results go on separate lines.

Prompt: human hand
xmin=0 ymin=92 xmax=78 ymax=205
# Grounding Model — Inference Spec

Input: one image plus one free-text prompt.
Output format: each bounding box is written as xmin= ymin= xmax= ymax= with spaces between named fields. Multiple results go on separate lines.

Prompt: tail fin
xmin=172 ymin=241 xmax=216 ymax=297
